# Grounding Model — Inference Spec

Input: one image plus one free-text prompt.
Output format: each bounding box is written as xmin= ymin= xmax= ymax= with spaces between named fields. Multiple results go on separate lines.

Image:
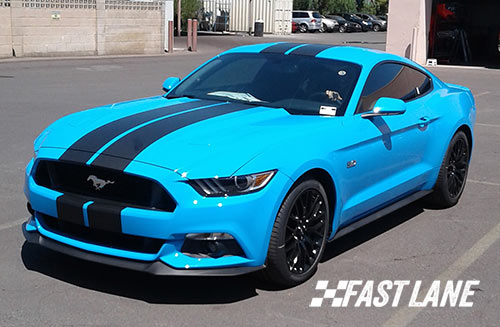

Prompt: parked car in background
xmin=336 ymin=13 xmax=372 ymax=32
xmin=319 ymin=15 xmax=339 ymax=33
xmin=357 ymin=13 xmax=387 ymax=31
xmin=292 ymin=10 xmax=322 ymax=33
xmin=325 ymin=15 xmax=362 ymax=33
xmin=291 ymin=21 xmax=298 ymax=33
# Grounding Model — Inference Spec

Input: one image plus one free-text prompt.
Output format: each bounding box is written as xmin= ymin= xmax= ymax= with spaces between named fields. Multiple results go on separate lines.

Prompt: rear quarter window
xmin=357 ymin=62 xmax=433 ymax=113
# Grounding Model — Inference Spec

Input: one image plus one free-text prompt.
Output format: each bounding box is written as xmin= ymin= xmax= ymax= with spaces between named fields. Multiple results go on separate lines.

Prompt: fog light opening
xmin=182 ymin=233 xmax=245 ymax=258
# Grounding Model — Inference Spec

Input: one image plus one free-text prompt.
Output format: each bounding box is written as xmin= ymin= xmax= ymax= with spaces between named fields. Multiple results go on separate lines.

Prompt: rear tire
xmin=299 ymin=24 xmax=308 ymax=33
xmin=339 ymin=25 xmax=346 ymax=33
xmin=259 ymin=179 xmax=329 ymax=286
xmin=424 ymin=131 xmax=470 ymax=209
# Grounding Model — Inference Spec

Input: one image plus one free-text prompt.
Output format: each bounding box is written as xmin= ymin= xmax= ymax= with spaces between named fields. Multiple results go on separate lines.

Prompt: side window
xmin=357 ymin=63 xmax=432 ymax=113
xmin=292 ymin=12 xmax=298 ymax=18
xmin=300 ymin=12 xmax=308 ymax=18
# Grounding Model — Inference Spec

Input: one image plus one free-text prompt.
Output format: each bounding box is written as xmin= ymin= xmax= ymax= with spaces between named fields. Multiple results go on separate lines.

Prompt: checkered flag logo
xmin=310 ymin=280 xmax=348 ymax=307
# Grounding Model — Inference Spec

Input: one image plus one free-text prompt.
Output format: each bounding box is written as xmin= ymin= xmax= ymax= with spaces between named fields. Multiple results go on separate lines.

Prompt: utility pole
xmin=177 ymin=0 xmax=181 ymax=36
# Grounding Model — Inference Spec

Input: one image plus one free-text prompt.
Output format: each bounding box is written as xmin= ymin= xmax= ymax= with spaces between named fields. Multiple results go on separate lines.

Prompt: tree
xmin=294 ymin=0 xmax=319 ymax=10
xmin=174 ymin=0 xmax=202 ymax=33
xmin=376 ymin=0 xmax=388 ymax=15
xmin=360 ymin=0 xmax=377 ymax=14
xmin=317 ymin=0 xmax=357 ymax=14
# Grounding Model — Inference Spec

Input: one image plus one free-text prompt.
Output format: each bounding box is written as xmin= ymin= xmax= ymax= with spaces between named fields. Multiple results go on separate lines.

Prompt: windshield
xmin=167 ymin=53 xmax=361 ymax=116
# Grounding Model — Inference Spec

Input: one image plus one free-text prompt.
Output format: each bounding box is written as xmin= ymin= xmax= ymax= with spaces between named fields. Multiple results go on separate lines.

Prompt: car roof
xmin=223 ymin=43 xmax=417 ymax=69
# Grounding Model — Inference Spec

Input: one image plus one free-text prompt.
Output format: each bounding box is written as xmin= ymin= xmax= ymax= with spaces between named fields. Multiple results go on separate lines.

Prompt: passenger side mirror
xmin=162 ymin=77 xmax=181 ymax=92
xmin=361 ymin=97 xmax=407 ymax=118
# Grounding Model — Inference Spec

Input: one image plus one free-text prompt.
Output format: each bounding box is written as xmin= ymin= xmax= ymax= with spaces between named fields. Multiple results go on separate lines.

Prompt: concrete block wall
xmin=99 ymin=9 xmax=164 ymax=55
xmin=0 ymin=5 xmax=13 ymax=58
xmin=0 ymin=0 xmax=165 ymax=58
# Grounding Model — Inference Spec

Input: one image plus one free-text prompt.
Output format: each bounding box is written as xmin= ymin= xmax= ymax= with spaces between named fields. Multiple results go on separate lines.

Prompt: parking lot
xmin=1 ymin=33 xmax=499 ymax=326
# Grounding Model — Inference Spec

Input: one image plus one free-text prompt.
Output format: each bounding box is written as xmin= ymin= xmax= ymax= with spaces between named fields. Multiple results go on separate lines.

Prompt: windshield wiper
xmin=207 ymin=91 xmax=264 ymax=103
xmin=166 ymin=94 xmax=198 ymax=99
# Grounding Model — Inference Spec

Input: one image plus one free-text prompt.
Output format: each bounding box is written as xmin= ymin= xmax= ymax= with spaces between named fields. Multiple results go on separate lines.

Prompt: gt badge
xmin=87 ymin=175 xmax=115 ymax=190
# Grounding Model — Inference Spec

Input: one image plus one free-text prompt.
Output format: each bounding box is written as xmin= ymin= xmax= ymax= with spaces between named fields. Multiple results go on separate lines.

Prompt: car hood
xmin=39 ymin=96 xmax=334 ymax=179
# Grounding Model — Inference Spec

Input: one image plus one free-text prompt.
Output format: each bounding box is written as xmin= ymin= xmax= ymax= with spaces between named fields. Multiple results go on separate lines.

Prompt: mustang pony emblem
xmin=87 ymin=175 xmax=115 ymax=190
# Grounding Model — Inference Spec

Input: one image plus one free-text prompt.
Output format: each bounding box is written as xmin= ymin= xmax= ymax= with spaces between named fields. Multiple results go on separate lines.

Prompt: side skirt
xmin=330 ymin=190 xmax=432 ymax=242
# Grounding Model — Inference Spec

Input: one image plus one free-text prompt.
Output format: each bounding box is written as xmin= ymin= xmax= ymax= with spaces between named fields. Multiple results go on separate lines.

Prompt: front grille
xmin=34 ymin=160 xmax=176 ymax=212
xmin=39 ymin=213 xmax=165 ymax=254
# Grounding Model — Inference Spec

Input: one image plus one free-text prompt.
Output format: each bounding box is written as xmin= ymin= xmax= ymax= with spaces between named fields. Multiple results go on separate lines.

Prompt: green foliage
xmin=376 ymin=0 xmax=388 ymax=15
xmin=317 ymin=0 xmax=357 ymax=14
xmin=360 ymin=0 xmax=377 ymax=15
xmin=294 ymin=0 xmax=320 ymax=10
xmin=174 ymin=0 xmax=202 ymax=32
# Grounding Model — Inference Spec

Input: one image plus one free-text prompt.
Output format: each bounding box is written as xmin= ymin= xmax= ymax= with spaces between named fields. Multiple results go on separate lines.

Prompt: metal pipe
xmin=168 ymin=20 xmax=174 ymax=53
xmin=187 ymin=19 xmax=193 ymax=51
xmin=192 ymin=19 xmax=197 ymax=52
xmin=177 ymin=0 xmax=181 ymax=36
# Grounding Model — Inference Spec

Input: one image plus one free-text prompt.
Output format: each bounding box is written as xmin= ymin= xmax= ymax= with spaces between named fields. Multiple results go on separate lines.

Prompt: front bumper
xmin=24 ymin=152 xmax=293 ymax=273
xmin=23 ymin=220 xmax=263 ymax=276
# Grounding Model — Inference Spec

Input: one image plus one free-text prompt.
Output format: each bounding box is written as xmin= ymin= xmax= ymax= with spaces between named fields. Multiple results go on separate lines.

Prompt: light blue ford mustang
xmin=23 ymin=43 xmax=476 ymax=285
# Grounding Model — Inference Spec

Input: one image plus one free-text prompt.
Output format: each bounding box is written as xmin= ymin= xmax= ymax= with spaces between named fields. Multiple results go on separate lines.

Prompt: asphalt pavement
xmin=0 ymin=32 xmax=499 ymax=326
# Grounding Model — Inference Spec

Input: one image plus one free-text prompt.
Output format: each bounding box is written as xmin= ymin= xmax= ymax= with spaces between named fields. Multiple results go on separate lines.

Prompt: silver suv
xmin=292 ymin=11 xmax=322 ymax=33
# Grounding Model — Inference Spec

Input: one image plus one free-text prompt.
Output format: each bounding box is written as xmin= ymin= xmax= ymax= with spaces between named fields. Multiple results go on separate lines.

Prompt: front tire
xmin=425 ymin=131 xmax=470 ymax=208
xmin=339 ymin=25 xmax=346 ymax=33
xmin=260 ymin=179 xmax=329 ymax=286
xmin=373 ymin=24 xmax=381 ymax=32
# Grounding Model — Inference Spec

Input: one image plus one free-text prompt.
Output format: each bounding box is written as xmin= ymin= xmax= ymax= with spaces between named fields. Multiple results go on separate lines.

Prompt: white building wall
xmin=386 ymin=0 xmax=433 ymax=65
xmin=227 ymin=0 xmax=291 ymax=34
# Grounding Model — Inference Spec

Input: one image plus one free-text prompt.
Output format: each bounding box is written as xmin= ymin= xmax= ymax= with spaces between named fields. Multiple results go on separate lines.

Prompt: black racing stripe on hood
xmin=90 ymin=102 xmax=256 ymax=171
xmin=59 ymin=99 xmax=218 ymax=163
xmin=260 ymin=43 xmax=304 ymax=54
xmin=288 ymin=44 xmax=335 ymax=57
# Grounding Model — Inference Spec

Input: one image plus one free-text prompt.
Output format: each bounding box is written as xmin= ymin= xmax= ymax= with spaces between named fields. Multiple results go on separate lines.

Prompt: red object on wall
xmin=437 ymin=4 xmax=455 ymax=20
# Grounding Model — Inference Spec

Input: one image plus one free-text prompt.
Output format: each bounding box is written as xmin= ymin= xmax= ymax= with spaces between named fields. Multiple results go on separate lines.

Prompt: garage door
xmin=429 ymin=0 xmax=500 ymax=67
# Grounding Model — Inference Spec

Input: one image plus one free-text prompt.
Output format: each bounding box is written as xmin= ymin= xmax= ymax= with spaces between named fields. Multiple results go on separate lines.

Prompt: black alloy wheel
xmin=284 ymin=188 xmax=327 ymax=274
xmin=258 ymin=179 xmax=329 ymax=286
xmin=424 ymin=131 xmax=470 ymax=208
xmin=446 ymin=137 xmax=469 ymax=198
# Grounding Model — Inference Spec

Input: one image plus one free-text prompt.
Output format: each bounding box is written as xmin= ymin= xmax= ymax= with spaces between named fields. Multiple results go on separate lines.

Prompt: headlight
xmin=188 ymin=170 xmax=276 ymax=197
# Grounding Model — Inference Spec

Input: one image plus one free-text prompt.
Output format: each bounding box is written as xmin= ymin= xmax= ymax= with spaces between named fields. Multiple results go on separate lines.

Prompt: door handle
xmin=418 ymin=116 xmax=430 ymax=128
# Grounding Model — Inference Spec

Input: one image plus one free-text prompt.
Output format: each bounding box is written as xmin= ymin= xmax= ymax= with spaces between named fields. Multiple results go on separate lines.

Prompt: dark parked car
xmin=336 ymin=13 xmax=372 ymax=32
xmin=325 ymin=15 xmax=362 ymax=33
xmin=357 ymin=13 xmax=387 ymax=31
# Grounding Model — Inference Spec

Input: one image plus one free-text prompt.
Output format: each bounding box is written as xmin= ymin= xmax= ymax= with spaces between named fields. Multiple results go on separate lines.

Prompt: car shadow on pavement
xmin=21 ymin=242 xmax=259 ymax=304
xmin=21 ymin=202 xmax=424 ymax=303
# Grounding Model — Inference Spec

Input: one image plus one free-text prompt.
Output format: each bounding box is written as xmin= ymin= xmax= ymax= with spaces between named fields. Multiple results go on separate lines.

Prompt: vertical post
xmin=187 ymin=19 xmax=193 ymax=51
xmin=411 ymin=26 xmax=419 ymax=61
xmin=248 ymin=0 xmax=253 ymax=35
xmin=96 ymin=0 xmax=105 ymax=55
xmin=192 ymin=19 xmax=197 ymax=52
xmin=168 ymin=21 xmax=174 ymax=53
xmin=177 ymin=0 xmax=181 ymax=36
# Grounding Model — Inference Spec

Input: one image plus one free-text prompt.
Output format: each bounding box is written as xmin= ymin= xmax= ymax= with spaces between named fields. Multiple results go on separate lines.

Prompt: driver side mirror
xmin=162 ymin=77 xmax=180 ymax=92
xmin=361 ymin=97 xmax=407 ymax=118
